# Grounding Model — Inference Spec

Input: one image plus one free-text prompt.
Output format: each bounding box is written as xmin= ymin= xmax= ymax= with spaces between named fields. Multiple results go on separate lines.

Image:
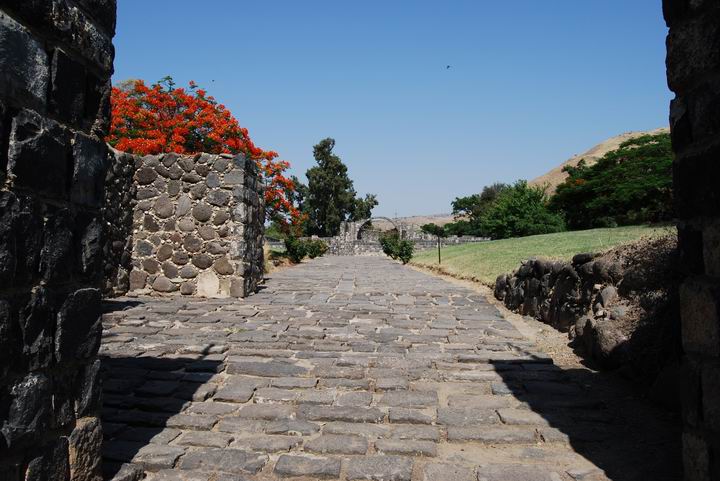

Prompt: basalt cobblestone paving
xmin=100 ymin=257 xmax=664 ymax=481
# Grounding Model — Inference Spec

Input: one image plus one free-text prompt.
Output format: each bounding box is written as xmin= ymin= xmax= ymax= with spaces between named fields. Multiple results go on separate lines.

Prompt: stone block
xmin=152 ymin=276 xmax=177 ymax=293
xmin=2 ymin=0 xmax=115 ymax=73
xmin=476 ymin=464 xmax=561 ymax=481
xmin=196 ymin=270 xmax=220 ymax=298
xmin=222 ymin=169 xmax=245 ymax=186
xmin=71 ymin=133 xmax=108 ymax=207
xmin=75 ymin=0 xmax=117 ymax=34
xmin=25 ymin=438 xmax=70 ymax=481
xmin=55 ymin=288 xmax=102 ymax=362
xmin=39 ymin=208 xmax=74 ymax=284
xmin=274 ymin=455 xmax=340 ymax=478
xmin=674 ymin=145 xmax=720 ymax=219
xmin=76 ymin=359 xmax=101 ymax=417
xmin=0 ymin=13 xmax=49 ymax=111
xmin=132 ymin=444 xmax=185 ymax=471
xmin=213 ymin=256 xmax=234 ymax=275
xmin=178 ymin=448 xmax=266 ymax=474
xmin=1 ymin=372 xmax=52 ymax=448
xmin=128 ymin=270 xmax=147 ymax=290
xmin=84 ymin=74 xmax=111 ymax=136
xmin=19 ymin=286 xmax=54 ymax=371
xmin=345 ymin=455 xmax=413 ymax=481
xmin=680 ymin=277 xmax=720 ymax=356
xmin=243 ymin=435 xmax=301 ymax=453
xmin=8 ymin=110 xmax=70 ymax=199
xmin=422 ymin=463 xmax=474 ymax=481
xmin=77 ymin=215 xmax=103 ymax=279
xmin=68 ymin=417 xmax=102 ymax=481
xmin=375 ymin=439 xmax=436 ymax=457
xmin=304 ymin=434 xmax=368 ymax=455
xmin=50 ymin=48 xmax=86 ymax=125
xmin=192 ymin=203 xmax=213 ymax=222
xmin=666 ymin=8 xmax=720 ymax=92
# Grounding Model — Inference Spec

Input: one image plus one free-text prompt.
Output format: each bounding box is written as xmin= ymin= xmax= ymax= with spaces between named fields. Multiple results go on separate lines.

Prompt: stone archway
xmin=356 ymin=217 xmax=400 ymax=241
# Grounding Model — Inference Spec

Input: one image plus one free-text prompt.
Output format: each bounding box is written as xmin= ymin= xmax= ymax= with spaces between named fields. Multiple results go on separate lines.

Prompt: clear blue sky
xmin=114 ymin=0 xmax=671 ymax=217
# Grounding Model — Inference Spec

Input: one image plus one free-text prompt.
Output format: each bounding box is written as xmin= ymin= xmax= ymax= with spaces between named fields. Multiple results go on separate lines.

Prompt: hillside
xmin=396 ymin=213 xmax=454 ymax=226
xmin=530 ymin=127 xmax=670 ymax=194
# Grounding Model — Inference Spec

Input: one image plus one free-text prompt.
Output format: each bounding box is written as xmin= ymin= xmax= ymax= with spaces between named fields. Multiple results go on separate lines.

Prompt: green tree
xmin=447 ymin=183 xmax=509 ymax=236
xmin=288 ymin=175 xmax=307 ymax=213
xmin=421 ymin=223 xmax=448 ymax=264
xmin=549 ymin=133 xmax=673 ymax=229
xmin=352 ymin=194 xmax=379 ymax=221
xmin=303 ymin=138 xmax=377 ymax=236
xmin=479 ymin=180 xmax=565 ymax=239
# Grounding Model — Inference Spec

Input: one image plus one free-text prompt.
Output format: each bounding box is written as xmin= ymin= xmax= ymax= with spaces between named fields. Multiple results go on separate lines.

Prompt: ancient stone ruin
xmin=321 ymin=218 xmax=486 ymax=256
xmin=0 ymin=0 xmax=719 ymax=479
xmin=0 ymin=1 xmax=116 ymax=479
xmin=104 ymin=150 xmax=264 ymax=298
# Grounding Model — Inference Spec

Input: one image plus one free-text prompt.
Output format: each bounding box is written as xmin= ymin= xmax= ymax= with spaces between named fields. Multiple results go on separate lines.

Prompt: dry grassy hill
xmin=529 ymin=127 xmax=669 ymax=194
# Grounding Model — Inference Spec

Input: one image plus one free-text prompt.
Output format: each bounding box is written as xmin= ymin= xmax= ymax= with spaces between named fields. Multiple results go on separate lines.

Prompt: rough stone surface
xmin=115 ymin=152 xmax=264 ymax=297
xmin=273 ymin=455 xmax=340 ymax=478
xmin=665 ymin=3 xmax=720 ymax=480
xmin=0 ymin=2 xmax=114 ymax=479
xmin=99 ymin=257 xmax=680 ymax=480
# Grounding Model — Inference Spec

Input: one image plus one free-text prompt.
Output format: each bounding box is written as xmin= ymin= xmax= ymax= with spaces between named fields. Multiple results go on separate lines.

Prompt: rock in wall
xmin=0 ymin=1 xmax=116 ymax=479
xmin=123 ymin=152 xmax=264 ymax=298
xmin=664 ymin=1 xmax=720 ymax=478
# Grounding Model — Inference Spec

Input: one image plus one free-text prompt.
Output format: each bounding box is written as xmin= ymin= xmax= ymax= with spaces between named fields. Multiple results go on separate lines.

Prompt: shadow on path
xmin=100 ymin=355 xmax=223 ymax=479
xmin=100 ymin=298 xmax=225 ymax=479
xmin=491 ymin=358 xmax=682 ymax=481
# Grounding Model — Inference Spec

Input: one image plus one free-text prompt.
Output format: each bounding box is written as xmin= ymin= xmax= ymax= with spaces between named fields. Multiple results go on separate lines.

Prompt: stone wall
xmin=101 ymin=148 xmax=136 ymax=297
xmin=0 ymin=1 xmax=115 ymax=480
xmin=125 ymin=152 xmax=264 ymax=298
xmin=664 ymin=1 xmax=720 ymax=479
xmin=322 ymin=220 xmax=487 ymax=256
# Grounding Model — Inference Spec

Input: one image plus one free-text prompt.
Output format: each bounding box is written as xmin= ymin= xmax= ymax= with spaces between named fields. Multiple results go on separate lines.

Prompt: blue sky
xmin=114 ymin=0 xmax=671 ymax=217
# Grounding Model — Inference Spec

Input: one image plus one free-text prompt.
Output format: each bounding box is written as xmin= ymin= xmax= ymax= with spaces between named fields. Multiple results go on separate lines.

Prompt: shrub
xmin=306 ymin=239 xmax=328 ymax=259
xmin=380 ymin=232 xmax=400 ymax=258
xmin=549 ymin=133 xmax=673 ymax=229
xmin=395 ymin=240 xmax=415 ymax=264
xmin=284 ymin=237 xmax=307 ymax=263
xmin=479 ymin=180 xmax=565 ymax=239
xmin=379 ymin=233 xmax=414 ymax=264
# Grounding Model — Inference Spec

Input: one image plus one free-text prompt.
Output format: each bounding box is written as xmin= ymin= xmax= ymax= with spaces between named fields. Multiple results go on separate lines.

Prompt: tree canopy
xmin=302 ymin=138 xmax=377 ymax=236
xmin=549 ymin=133 xmax=673 ymax=229
xmin=480 ymin=180 xmax=565 ymax=239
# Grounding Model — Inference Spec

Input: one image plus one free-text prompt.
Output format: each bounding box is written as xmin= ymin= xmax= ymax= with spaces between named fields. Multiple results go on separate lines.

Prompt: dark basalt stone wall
xmin=664 ymin=1 xmax=720 ymax=479
xmin=0 ymin=1 xmax=115 ymax=479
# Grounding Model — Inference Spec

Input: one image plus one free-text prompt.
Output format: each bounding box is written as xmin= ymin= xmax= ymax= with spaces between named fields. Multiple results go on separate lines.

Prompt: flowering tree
xmin=107 ymin=77 xmax=303 ymax=229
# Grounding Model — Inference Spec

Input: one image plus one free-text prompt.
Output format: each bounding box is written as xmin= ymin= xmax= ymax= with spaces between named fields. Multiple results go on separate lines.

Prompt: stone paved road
xmin=101 ymin=256 xmax=679 ymax=481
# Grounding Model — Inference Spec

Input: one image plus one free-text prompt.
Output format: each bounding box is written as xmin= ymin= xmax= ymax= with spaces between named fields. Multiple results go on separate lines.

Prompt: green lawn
xmin=411 ymin=224 xmax=674 ymax=285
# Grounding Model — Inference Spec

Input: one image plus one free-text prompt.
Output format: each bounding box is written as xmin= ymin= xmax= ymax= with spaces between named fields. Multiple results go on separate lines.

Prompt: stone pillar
xmin=234 ymin=153 xmax=265 ymax=296
xmin=126 ymin=152 xmax=264 ymax=298
xmin=0 ymin=1 xmax=115 ymax=480
xmin=102 ymin=148 xmax=136 ymax=296
xmin=664 ymin=1 xmax=720 ymax=479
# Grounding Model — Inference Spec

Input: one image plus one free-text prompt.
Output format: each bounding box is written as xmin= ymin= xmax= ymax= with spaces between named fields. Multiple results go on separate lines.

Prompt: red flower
xmin=107 ymin=78 xmax=303 ymax=227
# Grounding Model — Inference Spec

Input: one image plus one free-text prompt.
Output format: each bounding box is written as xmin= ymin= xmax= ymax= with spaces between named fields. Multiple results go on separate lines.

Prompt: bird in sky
xmin=446 ymin=65 xmax=452 ymax=69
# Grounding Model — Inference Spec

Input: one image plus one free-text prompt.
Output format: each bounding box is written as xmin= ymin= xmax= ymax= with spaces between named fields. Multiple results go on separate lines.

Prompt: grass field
xmin=411 ymin=224 xmax=674 ymax=285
